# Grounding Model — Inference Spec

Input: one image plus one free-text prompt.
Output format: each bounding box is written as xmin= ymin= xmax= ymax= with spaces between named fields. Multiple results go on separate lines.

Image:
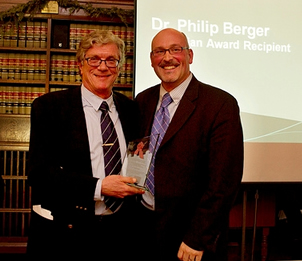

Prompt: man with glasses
xmin=136 ymin=28 xmax=243 ymax=261
xmin=27 ymin=30 xmax=144 ymax=259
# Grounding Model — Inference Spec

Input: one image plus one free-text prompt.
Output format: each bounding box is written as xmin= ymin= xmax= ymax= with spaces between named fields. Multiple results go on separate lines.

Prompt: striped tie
xmin=100 ymin=101 xmax=122 ymax=211
xmin=146 ymin=93 xmax=173 ymax=195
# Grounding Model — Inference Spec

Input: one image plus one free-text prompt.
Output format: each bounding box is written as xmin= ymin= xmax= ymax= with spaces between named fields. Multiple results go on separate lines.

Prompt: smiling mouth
xmin=163 ymin=65 xmax=177 ymax=70
xmin=94 ymin=74 xmax=110 ymax=78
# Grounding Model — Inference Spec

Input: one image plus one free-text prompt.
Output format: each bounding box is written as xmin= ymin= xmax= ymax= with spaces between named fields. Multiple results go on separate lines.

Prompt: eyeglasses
xmin=85 ymin=57 xmax=119 ymax=68
xmin=151 ymin=46 xmax=189 ymax=57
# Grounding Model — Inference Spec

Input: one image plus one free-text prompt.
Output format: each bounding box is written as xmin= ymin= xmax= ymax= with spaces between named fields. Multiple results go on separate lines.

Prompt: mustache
xmin=159 ymin=61 xmax=180 ymax=67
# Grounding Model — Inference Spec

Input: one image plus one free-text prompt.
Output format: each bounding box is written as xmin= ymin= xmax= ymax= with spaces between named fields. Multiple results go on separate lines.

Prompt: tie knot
xmin=99 ymin=101 xmax=109 ymax=112
xmin=161 ymin=93 xmax=172 ymax=108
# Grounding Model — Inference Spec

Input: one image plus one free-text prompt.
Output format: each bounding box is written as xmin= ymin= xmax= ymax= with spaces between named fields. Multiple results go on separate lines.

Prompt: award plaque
xmin=124 ymin=136 xmax=158 ymax=190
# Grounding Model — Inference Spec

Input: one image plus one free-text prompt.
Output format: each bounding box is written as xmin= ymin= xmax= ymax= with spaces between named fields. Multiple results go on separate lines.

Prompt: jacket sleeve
xmin=28 ymin=91 xmax=98 ymax=218
xmin=183 ymin=95 xmax=244 ymax=252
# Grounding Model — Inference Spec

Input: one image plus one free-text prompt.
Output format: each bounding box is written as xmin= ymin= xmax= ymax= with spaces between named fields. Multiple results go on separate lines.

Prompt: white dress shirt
xmin=81 ymin=85 xmax=127 ymax=215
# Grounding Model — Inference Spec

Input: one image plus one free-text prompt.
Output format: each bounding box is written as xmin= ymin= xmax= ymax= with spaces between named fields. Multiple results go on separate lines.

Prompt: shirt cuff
xmin=94 ymin=178 xmax=104 ymax=201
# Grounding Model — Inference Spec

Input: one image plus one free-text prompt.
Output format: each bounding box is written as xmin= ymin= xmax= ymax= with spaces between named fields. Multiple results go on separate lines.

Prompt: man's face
xmin=150 ymin=29 xmax=193 ymax=91
xmin=79 ymin=43 xmax=120 ymax=99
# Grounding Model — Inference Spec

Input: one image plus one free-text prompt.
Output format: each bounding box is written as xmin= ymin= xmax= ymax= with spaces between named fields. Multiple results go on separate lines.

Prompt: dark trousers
xmin=135 ymin=202 xmax=228 ymax=261
xmin=27 ymin=202 xmax=140 ymax=260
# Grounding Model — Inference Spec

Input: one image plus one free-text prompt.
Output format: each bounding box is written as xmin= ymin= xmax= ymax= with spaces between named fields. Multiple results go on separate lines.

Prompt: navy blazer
xmin=28 ymin=86 xmax=139 ymax=223
xmin=136 ymin=75 xmax=243 ymax=256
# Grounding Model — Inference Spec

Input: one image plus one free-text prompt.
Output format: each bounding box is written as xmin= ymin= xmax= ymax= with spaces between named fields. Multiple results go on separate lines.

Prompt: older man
xmin=27 ymin=30 xmax=144 ymax=260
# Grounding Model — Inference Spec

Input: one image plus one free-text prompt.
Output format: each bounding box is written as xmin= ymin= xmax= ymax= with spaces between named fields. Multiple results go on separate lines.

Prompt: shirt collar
xmin=159 ymin=73 xmax=192 ymax=104
xmin=81 ymin=85 xmax=115 ymax=111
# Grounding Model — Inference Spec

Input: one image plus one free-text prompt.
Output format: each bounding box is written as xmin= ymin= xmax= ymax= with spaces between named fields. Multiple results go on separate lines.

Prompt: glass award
xmin=124 ymin=136 xmax=158 ymax=190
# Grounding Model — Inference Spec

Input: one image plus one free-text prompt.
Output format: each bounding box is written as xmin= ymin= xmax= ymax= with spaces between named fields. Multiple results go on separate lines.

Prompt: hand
xmin=101 ymin=175 xmax=145 ymax=198
xmin=177 ymin=242 xmax=204 ymax=261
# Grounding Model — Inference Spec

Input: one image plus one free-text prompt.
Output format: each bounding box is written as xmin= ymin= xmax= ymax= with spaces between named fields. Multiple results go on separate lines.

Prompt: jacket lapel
xmin=160 ymin=77 xmax=199 ymax=147
xmin=144 ymin=86 xmax=161 ymax=137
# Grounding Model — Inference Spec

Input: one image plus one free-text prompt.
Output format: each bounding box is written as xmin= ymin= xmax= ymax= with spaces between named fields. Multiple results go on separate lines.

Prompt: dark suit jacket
xmin=27 ymin=86 xmax=139 ymax=257
xmin=136 ymin=75 xmax=243 ymax=260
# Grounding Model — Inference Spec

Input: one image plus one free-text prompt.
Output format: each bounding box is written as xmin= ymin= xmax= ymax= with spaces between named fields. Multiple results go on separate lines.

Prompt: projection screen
xmin=134 ymin=0 xmax=302 ymax=182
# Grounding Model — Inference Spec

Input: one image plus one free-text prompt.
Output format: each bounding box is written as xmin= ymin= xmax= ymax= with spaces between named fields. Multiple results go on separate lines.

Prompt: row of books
xmin=0 ymin=21 xmax=134 ymax=51
xmin=50 ymin=55 xmax=80 ymax=83
xmin=50 ymin=54 xmax=133 ymax=84
xmin=0 ymin=86 xmax=44 ymax=115
xmin=0 ymin=21 xmax=47 ymax=49
xmin=0 ymin=85 xmax=133 ymax=115
xmin=0 ymin=52 xmax=133 ymax=84
xmin=0 ymin=53 xmax=47 ymax=81
xmin=69 ymin=23 xmax=134 ymax=53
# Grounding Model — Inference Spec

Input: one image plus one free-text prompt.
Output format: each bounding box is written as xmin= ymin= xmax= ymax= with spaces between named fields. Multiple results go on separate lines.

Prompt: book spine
xmin=33 ymin=54 xmax=40 ymax=80
xmin=75 ymin=24 xmax=82 ymax=50
xmin=8 ymin=53 xmax=16 ymax=80
xmin=0 ymin=53 xmax=3 ymax=79
xmin=70 ymin=23 xmax=77 ymax=50
xmin=40 ymin=21 xmax=47 ymax=49
xmin=26 ymin=21 xmax=34 ymax=48
xmin=40 ymin=54 xmax=47 ymax=81
xmin=10 ymin=24 xmax=18 ymax=48
xmin=3 ymin=23 xmax=11 ymax=47
xmin=18 ymin=21 xmax=27 ymax=48
xmin=119 ymin=63 xmax=126 ymax=85
xmin=11 ymin=86 xmax=19 ymax=114
xmin=0 ymin=22 xmax=4 ymax=47
xmin=56 ymin=55 xmax=63 ymax=82
xmin=50 ymin=55 xmax=56 ymax=82
xmin=27 ymin=54 xmax=35 ymax=80
xmin=2 ymin=53 xmax=9 ymax=80
xmin=62 ymin=55 xmax=69 ymax=82
xmin=126 ymin=27 xmax=134 ymax=53
xmin=80 ymin=24 xmax=89 ymax=45
xmin=14 ymin=53 xmax=21 ymax=80
xmin=20 ymin=53 xmax=27 ymax=80
xmin=0 ymin=86 xmax=5 ymax=114
xmin=5 ymin=86 xmax=13 ymax=114
xmin=126 ymin=58 xmax=133 ymax=85
xmin=18 ymin=86 xmax=26 ymax=115
xmin=33 ymin=21 xmax=41 ymax=48
xmin=25 ymin=87 xmax=31 ymax=115
xmin=69 ymin=55 xmax=77 ymax=82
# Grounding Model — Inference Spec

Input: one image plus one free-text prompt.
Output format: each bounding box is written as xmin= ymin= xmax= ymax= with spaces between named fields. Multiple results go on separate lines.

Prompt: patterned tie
xmin=146 ymin=93 xmax=173 ymax=195
xmin=100 ymin=101 xmax=122 ymax=176
xmin=100 ymin=101 xmax=122 ymax=211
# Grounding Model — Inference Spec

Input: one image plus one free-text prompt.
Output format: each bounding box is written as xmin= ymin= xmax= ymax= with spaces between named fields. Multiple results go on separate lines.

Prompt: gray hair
xmin=76 ymin=30 xmax=125 ymax=69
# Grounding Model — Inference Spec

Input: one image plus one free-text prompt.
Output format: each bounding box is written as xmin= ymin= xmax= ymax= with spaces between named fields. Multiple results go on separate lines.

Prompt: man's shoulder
xmin=31 ymin=87 xmax=81 ymax=113
xmin=135 ymin=84 xmax=160 ymax=101
xmin=113 ymin=90 xmax=133 ymax=102
xmin=193 ymin=77 xmax=237 ymax=103
xmin=34 ymin=86 xmax=80 ymax=103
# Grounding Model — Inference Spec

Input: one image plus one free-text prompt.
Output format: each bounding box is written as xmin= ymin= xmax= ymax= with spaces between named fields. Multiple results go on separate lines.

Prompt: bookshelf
xmin=0 ymin=11 xmax=134 ymax=116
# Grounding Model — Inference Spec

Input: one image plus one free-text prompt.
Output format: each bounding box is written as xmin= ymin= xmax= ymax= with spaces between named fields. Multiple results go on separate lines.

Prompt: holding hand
xmin=102 ymin=175 xmax=145 ymax=198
